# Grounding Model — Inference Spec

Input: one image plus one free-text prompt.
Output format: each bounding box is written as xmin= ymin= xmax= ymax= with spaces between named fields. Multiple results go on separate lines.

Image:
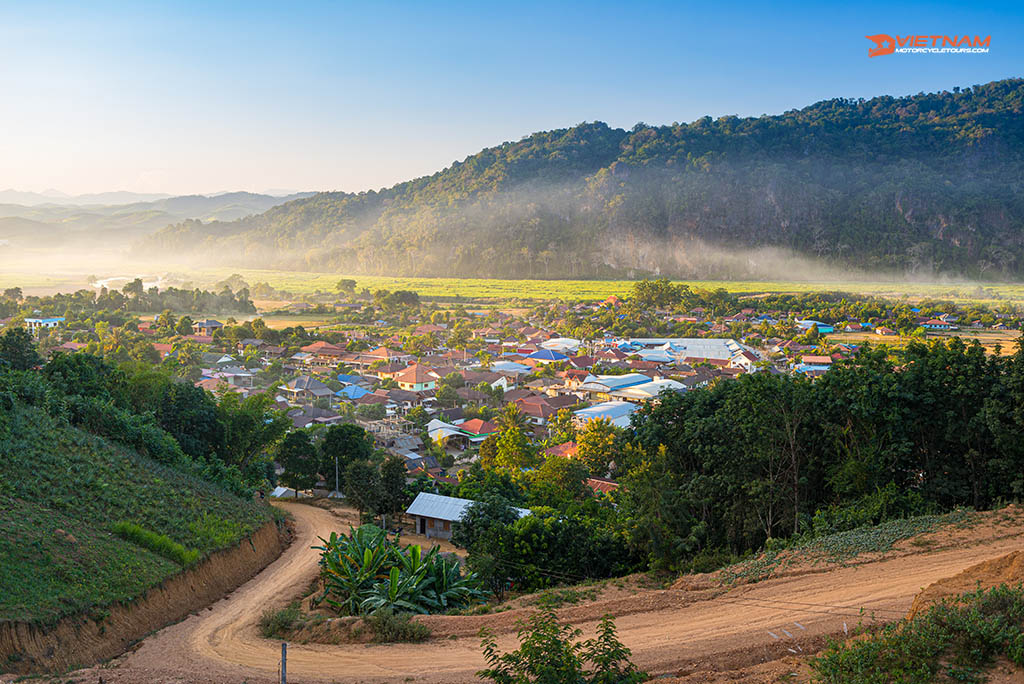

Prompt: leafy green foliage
xmin=315 ymin=525 xmax=488 ymax=616
xmin=812 ymin=584 xmax=1024 ymax=683
xmin=478 ymin=610 xmax=646 ymax=684
xmin=112 ymin=521 xmax=200 ymax=566
xmin=0 ymin=327 xmax=42 ymax=370
xmin=623 ymin=338 xmax=1024 ymax=571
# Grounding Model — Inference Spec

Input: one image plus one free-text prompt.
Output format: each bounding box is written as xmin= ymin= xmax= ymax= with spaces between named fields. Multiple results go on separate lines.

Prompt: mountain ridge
xmin=134 ymin=78 xmax=1024 ymax=278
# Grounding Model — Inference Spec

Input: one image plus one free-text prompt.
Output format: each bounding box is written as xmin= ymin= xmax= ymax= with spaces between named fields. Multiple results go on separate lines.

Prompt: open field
xmin=8 ymin=265 xmax=1024 ymax=303
xmin=828 ymin=328 xmax=1022 ymax=354
xmin=192 ymin=268 xmax=1024 ymax=303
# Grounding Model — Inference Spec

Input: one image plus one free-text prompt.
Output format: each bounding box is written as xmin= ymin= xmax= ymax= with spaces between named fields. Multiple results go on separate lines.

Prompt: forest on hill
xmin=141 ymin=79 xmax=1024 ymax=280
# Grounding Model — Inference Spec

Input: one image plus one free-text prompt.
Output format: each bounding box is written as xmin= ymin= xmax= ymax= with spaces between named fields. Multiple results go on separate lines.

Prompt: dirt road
xmin=51 ymin=503 xmax=1024 ymax=683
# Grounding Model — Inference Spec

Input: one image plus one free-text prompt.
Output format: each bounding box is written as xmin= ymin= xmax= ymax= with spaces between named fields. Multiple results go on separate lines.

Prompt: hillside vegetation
xmin=143 ymin=79 xmax=1024 ymax=279
xmin=0 ymin=364 xmax=274 ymax=627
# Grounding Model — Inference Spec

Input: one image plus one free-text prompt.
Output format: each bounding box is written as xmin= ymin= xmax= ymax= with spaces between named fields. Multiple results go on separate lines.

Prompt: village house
xmin=405 ymin=492 xmax=530 ymax=540
xmin=192 ymin=319 xmax=224 ymax=336
xmin=280 ymin=375 xmax=334 ymax=404
xmin=393 ymin=364 xmax=439 ymax=391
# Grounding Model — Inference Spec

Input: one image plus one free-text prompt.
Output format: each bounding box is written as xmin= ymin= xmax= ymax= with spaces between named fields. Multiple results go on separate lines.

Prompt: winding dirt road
xmin=55 ymin=503 xmax=1024 ymax=683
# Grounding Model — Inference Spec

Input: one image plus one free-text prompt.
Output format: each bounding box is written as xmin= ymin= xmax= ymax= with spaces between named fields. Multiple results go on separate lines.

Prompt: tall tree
xmin=277 ymin=430 xmax=319 ymax=496
xmin=0 ymin=328 xmax=42 ymax=370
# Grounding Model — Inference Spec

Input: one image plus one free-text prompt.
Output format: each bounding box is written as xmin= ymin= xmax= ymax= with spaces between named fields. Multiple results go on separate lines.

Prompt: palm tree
xmin=497 ymin=403 xmax=529 ymax=432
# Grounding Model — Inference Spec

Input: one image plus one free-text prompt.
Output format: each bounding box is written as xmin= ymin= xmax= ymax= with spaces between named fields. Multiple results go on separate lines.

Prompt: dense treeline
xmin=143 ymin=79 xmax=1024 ymax=278
xmin=442 ymin=338 xmax=1024 ymax=589
xmin=0 ymin=282 xmax=256 ymax=321
xmin=620 ymin=338 xmax=1024 ymax=569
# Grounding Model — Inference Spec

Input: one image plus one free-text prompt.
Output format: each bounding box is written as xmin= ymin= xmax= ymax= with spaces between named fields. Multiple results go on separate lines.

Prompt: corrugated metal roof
xmin=405 ymin=492 xmax=530 ymax=522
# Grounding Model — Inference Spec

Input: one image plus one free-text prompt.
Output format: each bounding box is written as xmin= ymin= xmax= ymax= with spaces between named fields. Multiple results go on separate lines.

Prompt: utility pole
xmin=281 ymin=641 xmax=287 ymax=684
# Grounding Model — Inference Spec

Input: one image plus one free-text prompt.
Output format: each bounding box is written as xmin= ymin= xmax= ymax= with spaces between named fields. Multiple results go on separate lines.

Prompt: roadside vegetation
xmin=812 ymin=584 xmax=1024 ymax=683
xmin=478 ymin=610 xmax=646 ymax=684
xmin=313 ymin=525 xmax=487 ymax=616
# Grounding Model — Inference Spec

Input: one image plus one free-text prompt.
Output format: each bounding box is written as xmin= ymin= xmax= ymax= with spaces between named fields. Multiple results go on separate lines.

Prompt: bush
xmin=479 ymin=610 xmax=646 ymax=684
xmin=812 ymin=584 xmax=1024 ymax=683
xmin=811 ymin=483 xmax=935 ymax=537
xmin=363 ymin=608 xmax=431 ymax=643
xmin=258 ymin=602 xmax=300 ymax=639
xmin=112 ymin=521 xmax=200 ymax=566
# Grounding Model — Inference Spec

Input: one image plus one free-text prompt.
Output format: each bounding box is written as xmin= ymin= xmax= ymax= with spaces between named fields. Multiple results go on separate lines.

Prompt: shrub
xmin=812 ymin=584 xmax=1024 ymax=683
xmin=258 ymin=602 xmax=301 ymax=639
xmin=479 ymin=610 xmax=646 ymax=684
xmin=811 ymin=483 xmax=935 ymax=537
xmin=112 ymin=521 xmax=200 ymax=566
xmin=363 ymin=608 xmax=431 ymax=643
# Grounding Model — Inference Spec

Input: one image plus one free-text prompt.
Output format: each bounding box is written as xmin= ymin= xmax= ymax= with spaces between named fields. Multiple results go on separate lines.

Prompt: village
xmin=2 ymin=278 xmax=1021 ymax=502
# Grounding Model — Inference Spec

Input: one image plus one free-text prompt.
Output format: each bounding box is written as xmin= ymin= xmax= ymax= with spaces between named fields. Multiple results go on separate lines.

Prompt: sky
xmin=0 ymin=0 xmax=1020 ymax=196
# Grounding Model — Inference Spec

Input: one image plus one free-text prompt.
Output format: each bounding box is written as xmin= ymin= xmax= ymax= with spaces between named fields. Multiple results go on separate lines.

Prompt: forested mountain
xmin=0 ymin=191 xmax=313 ymax=249
xmin=142 ymin=79 xmax=1024 ymax=279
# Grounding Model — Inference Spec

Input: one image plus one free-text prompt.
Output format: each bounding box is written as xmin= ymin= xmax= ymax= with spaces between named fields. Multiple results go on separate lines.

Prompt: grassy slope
xmin=0 ymin=403 xmax=271 ymax=627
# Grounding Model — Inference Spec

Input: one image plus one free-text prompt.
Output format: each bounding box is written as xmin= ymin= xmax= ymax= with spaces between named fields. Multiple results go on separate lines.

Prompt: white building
xmin=24 ymin=317 xmax=65 ymax=333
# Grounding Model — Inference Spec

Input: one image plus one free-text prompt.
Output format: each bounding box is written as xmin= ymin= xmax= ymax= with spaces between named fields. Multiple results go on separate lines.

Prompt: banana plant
xmin=313 ymin=525 xmax=489 ymax=616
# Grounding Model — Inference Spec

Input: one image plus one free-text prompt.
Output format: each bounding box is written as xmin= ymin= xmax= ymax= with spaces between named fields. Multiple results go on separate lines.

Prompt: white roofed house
xmin=573 ymin=400 xmax=639 ymax=428
xmin=610 ymin=378 xmax=686 ymax=403
xmin=405 ymin=492 xmax=530 ymax=540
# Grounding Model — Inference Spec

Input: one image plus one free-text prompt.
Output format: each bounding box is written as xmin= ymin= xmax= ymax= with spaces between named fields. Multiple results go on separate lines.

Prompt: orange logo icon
xmin=866 ymin=34 xmax=896 ymax=57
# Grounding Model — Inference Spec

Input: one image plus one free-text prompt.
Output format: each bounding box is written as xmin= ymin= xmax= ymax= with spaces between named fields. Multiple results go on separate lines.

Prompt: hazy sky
xmin=1 ymin=1 xmax=1020 ymax=196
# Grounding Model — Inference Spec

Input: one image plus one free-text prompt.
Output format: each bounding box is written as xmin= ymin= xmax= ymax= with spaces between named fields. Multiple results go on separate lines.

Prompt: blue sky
xmin=0 ymin=1 xmax=1019 ymax=195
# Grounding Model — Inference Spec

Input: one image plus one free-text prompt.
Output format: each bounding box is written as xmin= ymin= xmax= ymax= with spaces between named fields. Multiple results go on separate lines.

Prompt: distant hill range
xmin=0 ymin=191 xmax=313 ymax=249
xmin=142 ymin=79 xmax=1024 ymax=278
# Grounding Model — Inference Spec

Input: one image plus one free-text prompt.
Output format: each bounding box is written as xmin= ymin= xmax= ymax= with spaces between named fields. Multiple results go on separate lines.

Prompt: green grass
xmin=258 ymin=602 xmax=301 ymax=639
xmin=719 ymin=509 xmax=973 ymax=586
xmin=361 ymin=609 xmax=431 ymax=643
xmin=7 ymin=264 xmax=1024 ymax=304
xmin=185 ymin=268 xmax=1024 ymax=304
xmin=812 ymin=584 xmax=1024 ymax=683
xmin=0 ymin=402 xmax=270 ymax=626
xmin=112 ymin=521 xmax=200 ymax=566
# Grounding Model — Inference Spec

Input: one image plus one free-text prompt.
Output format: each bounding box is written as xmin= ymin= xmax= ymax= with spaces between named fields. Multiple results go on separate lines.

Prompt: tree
xmin=344 ymin=460 xmax=380 ymax=516
xmin=320 ymin=423 xmax=374 ymax=491
xmin=576 ymin=418 xmax=619 ymax=476
xmin=157 ymin=382 xmax=224 ymax=460
xmin=494 ymin=422 xmax=536 ymax=471
xmin=217 ymin=392 xmax=289 ymax=467
xmin=375 ymin=455 xmax=408 ymax=527
xmin=628 ymin=278 xmax=688 ymax=311
xmin=2 ymin=287 xmax=22 ymax=300
xmin=547 ymin=408 xmax=577 ymax=445
xmin=451 ymin=495 xmax=520 ymax=552
xmin=356 ymin=403 xmax=386 ymax=421
xmin=277 ymin=430 xmax=319 ymax=496
xmin=335 ymin=279 xmax=357 ymax=294
xmin=175 ymin=316 xmax=195 ymax=336
xmin=496 ymin=403 xmax=529 ymax=432
xmin=0 ymin=328 xmax=42 ymax=370
xmin=156 ymin=309 xmax=176 ymax=329
xmin=528 ymin=456 xmax=589 ymax=508
xmin=435 ymin=383 xmax=461 ymax=408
